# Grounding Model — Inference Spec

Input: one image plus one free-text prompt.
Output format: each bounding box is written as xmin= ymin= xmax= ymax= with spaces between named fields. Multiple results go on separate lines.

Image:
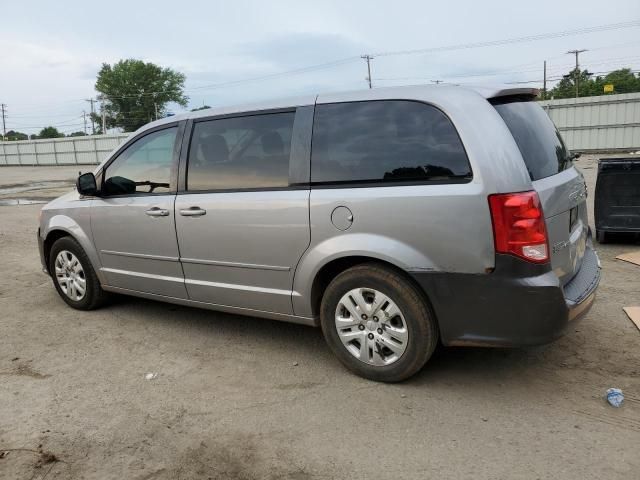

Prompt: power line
xmin=14 ymin=19 xmax=640 ymax=108
xmin=500 ymin=69 xmax=640 ymax=85
xmin=370 ymin=20 xmax=640 ymax=57
xmin=98 ymin=20 xmax=640 ymax=99
xmin=373 ymin=56 xmax=640 ymax=83
xmin=3 ymin=19 xmax=640 ymax=127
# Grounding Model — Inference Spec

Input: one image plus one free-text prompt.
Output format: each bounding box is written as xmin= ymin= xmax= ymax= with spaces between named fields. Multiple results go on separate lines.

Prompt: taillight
xmin=488 ymin=191 xmax=549 ymax=263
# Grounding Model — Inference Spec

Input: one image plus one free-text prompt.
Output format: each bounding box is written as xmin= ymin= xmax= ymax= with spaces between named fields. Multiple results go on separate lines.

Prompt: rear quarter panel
xmin=293 ymin=86 xmax=534 ymax=317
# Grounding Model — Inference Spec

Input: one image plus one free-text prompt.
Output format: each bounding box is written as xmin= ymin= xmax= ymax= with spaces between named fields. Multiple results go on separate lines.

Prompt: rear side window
xmin=187 ymin=112 xmax=295 ymax=191
xmin=493 ymin=101 xmax=570 ymax=181
xmin=311 ymin=100 xmax=471 ymax=185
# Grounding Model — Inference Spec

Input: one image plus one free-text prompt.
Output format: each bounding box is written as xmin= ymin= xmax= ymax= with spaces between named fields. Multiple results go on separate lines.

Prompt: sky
xmin=1 ymin=0 xmax=639 ymax=135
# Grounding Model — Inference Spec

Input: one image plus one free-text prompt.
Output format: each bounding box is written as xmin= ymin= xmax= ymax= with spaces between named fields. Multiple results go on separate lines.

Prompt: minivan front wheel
xmin=49 ymin=236 xmax=107 ymax=310
xmin=320 ymin=263 xmax=438 ymax=382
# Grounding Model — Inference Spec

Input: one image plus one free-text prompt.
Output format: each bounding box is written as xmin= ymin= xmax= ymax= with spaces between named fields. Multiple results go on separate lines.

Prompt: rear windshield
xmin=493 ymin=100 xmax=571 ymax=180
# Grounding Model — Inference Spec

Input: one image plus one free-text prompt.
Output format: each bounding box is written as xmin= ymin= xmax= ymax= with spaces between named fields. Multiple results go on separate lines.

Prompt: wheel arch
xmin=305 ymin=255 xmax=438 ymax=328
xmin=41 ymin=214 xmax=103 ymax=282
xmin=43 ymin=229 xmax=73 ymax=274
xmin=292 ymin=234 xmax=439 ymax=319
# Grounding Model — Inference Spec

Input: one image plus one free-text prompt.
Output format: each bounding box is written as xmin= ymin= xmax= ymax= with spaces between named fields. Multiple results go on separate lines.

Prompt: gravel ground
xmin=0 ymin=155 xmax=639 ymax=479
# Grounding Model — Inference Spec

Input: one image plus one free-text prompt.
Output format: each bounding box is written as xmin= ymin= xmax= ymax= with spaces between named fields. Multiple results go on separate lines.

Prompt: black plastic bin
xmin=595 ymin=157 xmax=640 ymax=243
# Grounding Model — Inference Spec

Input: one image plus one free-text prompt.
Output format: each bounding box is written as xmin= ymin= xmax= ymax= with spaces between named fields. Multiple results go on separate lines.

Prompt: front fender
xmin=292 ymin=233 xmax=438 ymax=317
xmin=41 ymin=207 xmax=104 ymax=283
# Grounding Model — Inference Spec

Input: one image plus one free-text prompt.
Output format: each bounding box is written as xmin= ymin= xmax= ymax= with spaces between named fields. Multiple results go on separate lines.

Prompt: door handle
xmin=179 ymin=207 xmax=207 ymax=217
xmin=145 ymin=207 xmax=170 ymax=217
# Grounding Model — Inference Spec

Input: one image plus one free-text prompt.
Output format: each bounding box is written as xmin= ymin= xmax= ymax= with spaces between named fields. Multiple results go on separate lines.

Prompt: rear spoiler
xmin=469 ymin=86 xmax=540 ymax=103
xmin=490 ymin=87 xmax=539 ymax=99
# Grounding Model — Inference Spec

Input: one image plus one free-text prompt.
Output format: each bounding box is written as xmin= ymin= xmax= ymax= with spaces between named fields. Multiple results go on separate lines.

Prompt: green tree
xmin=4 ymin=130 xmax=28 ymax=141
xmin=191 ymin=105 xmax=211 ymax=111
xmin=93 ymin=59 xmax=188 ymax=132
xmin=597 ymin=68 xmax=640 ymax=94
xmin=549 ymin=67 xmax=640 ymax=99
xmin=549 ymin=68 xmax=596 ymax=99
xmin=68 ymin=131 xmax=87 ymax=137
xmin=38 ymin=126 xmax=64 ymax=139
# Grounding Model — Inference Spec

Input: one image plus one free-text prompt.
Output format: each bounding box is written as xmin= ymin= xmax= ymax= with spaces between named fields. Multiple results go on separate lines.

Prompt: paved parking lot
xmin=1 ymin=156 xmax=639 ymax=479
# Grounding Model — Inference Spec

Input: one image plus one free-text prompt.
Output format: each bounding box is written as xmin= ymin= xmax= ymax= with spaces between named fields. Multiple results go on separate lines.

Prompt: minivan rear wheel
xmin=49 ymin=236 xmax=107 ymax=310
xmin=320 ymin=263 xmax=438 ymax=382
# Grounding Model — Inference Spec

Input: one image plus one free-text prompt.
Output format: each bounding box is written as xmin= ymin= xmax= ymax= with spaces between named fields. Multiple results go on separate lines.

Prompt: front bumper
xmin=37 ymin=228 xmax=49 ymax=275
xmin=411 ymin=246 xmax=601 ymax=347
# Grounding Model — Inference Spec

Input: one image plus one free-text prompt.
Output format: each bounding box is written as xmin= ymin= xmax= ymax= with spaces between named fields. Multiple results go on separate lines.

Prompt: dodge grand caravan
xmin=38 ymin=85 xmax=600 ymax=382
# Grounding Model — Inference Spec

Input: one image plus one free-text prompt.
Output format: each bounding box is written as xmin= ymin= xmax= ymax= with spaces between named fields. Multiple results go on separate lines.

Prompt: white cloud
xmin=1 ymin=0 xmax=639 ymax=134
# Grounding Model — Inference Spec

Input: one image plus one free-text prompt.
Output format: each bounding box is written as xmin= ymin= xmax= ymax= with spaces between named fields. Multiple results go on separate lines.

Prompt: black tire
xmin=320 ymin=263 xmax=438 ymax=382
xmin=49 ymin=236 xmax=107 ymax=310
xmin=596 ymin=229 xmax=608 ymax=244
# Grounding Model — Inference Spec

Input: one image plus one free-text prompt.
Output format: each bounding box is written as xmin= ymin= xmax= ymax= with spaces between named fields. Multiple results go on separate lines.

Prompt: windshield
xmin=493 ymin=100 xmax=571 ymax=181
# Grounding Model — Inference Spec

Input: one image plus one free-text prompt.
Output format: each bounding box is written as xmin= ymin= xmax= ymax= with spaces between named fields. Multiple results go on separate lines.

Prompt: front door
xmin=175 ymin=110 xmax=310 ymax=314
xmin=91 ymin=125 xmax=187 ymax=298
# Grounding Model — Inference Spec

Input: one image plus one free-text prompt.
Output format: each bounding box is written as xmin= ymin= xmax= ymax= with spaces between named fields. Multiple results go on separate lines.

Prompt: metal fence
xmin=540 ymin=92 xmax=640 ymax=152
xmin=2 ymin=93 xmax=639 ymax=164
xmin=0 ymin=134 xmax=129 ymax=166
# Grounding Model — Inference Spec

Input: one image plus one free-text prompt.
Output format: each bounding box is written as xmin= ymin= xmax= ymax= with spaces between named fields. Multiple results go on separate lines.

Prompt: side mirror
xmin=77 ymin=172 xmax=98 ymax=196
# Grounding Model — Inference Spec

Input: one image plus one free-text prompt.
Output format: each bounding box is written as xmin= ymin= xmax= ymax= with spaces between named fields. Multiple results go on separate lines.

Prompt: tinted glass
xmin=493 ymin=101 xmax=571 ymax=181
xmin=187 ymin=112 xmax=295 ymax=191
xmin=311 ymin=100 xmax=471 ymax=184
xmin=103 ymin=127 xmax=177 ymax=195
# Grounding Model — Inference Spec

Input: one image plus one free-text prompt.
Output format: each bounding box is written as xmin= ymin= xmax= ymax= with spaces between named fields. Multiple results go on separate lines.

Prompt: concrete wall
xmin=540 ymin=92 xmax=640 ymax=152
xmin=0 ymin=134 xmax=129 ymax=166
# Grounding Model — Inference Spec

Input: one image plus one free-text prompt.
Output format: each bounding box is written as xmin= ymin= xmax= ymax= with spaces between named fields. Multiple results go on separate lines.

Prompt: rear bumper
xmin=410 ymin=245 xmax=600 ymax=347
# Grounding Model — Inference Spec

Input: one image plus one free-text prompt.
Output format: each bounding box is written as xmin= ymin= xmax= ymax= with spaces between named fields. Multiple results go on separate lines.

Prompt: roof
xmin=141 ymin=84 xmax=539 ymax=133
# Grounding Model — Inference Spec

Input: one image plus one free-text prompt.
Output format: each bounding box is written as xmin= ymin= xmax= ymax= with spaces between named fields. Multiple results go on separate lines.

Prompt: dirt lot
xmin=1 ymin=156 xmax=639 ymax=479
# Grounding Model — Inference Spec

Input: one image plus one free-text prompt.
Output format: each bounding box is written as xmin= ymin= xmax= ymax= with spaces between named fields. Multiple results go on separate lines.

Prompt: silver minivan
xmin=38 ymin=85 xmax=600 ymax=382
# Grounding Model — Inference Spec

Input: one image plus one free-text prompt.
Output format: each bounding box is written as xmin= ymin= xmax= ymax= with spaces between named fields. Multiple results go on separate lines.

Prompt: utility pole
xmin=154 ymin=102 xmax=159 ymax=121
xmin=566 ymin=49 xmax=587 ymax=98
xmin=543 ymin=60 xmax=547 ymax=100
xmin=85 ymin=98 xmax=96 ymax=134
xmin=0 ymin=103 xmax=6 ymax=141
xmin=102 ymin=111 xmax=107 ymax=135
xmin=82 ymin=110 xmax=88 ymax=135
xmin=361 ymin=55 xmax=374 ymax=89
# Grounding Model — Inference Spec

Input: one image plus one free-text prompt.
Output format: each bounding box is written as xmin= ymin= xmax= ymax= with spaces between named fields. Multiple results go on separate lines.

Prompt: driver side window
xmin=103 ymin=127 xmax=178 ymax=196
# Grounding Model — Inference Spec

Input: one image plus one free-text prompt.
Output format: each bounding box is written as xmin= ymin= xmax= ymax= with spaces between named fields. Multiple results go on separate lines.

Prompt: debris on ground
xmin=292 ymin=362 xmax=299 ymax=366
xmin=605 ymin=388 xmax=624 ymax=408
xmin=623 ymin=307 xmax=640 ymax=332
xmin=144 ymin=373 xmax=158 ymax=380
xmin=616 ymin=251 xmax=640 ymax=267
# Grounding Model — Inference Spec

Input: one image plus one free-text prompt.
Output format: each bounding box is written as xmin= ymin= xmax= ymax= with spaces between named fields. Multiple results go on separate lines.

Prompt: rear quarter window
xmin=311 ymin=100 xmax=471 ymax=185
xmin=493 ymin=100 xmax=571 ymax=181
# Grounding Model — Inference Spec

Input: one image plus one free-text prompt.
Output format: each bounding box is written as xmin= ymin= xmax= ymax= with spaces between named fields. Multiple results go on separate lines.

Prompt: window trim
xmin=100 ymin=121 xmax=185 ymax=198
xmin=309 ymin=99 xmax=473 ymax=189
xmin=177 ymin=107 xmax=305 ymax=194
